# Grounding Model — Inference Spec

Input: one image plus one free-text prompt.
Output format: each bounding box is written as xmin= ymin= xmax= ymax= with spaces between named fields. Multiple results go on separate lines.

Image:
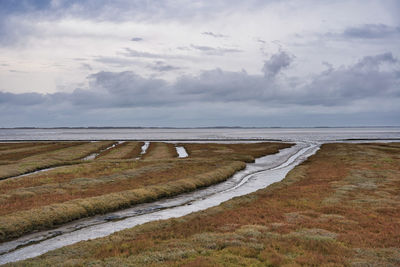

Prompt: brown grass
xmin=0 ymin=141 xmax=115 ymax=180
xmin=10 ymin=142 xmax=400 ymax=266
xmin=0 ymin=142 xmax=290 ymax=243
xmin=0 ymin=142 xmax=83 ymax=162
xmin=95 ymin=142 xmax=144 ymax=160
xmin=181 ymin=142 xmax=291 ymax=162
xmin=0 ymin=160 xmax=237 ymax=215
xmin=0 ymin=160 xmax=245 ymax=242
xmin=0 ymin=142 xmax=51 ymax=151
xmin=142 ymin=142 xmax=178 ymax=160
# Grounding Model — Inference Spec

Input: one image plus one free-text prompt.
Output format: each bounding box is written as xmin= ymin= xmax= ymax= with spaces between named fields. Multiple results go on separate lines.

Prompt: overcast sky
xmin=0 ymin=0 xmax=399 ymax=127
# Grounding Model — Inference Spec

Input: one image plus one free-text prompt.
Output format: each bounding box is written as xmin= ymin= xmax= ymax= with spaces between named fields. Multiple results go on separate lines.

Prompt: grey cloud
xmin=45 ymin=0 xmax=270 ymax=22
xmin=175 ymin=69 xmax=270 ymax=102
xmin=0 ymin=0 xmax=271 ymax=46
xmin=176 ymin=46 xmax=191 ymax=51
xmin=121 ymin=48 xmax=187 ymax=59
xmin=322 ymin=24 xmax=400 ymax=41
xmin=262 ymin=51 xmax=294 ymax=79
xmin=73 ymin=58 xmax=88 ymax=61
xmin=121 ymin=48 xmax=161 ymax=58
xmin=354 ymin=52 xmax=397 ymax=70
xmin=202 ymin=32 xmax=227 ymax=38
xmin=81 ymin=63 xmax=93 ymax=70
xmin=94 ymin=56 xmax=140 ymax=67
xmin=343 ymin=24 xmax=400 ymax=39
xmin=131 ymin=37 xmax=143 ymax=41
xmin=1 ymin=52 xmax=399 ymax=111
xmin=0 ymin=91 xmax=46 ymax=105
xmin=147 ymin=61 xmax=180 ymax=72
xmin=81 ymin=71 xmax=175 ymax=107
xmin=0 ymin=16 xmax=33 ymax=46
xmin=297 ymin=52 xmax=400 ymax=106
xmin=190 ymin=45 xmax=242 ymax=55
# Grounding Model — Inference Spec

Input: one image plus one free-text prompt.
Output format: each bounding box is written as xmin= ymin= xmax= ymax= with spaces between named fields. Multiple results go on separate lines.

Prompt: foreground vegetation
xmin=10 ymin=142 xmax=400 ymax=266
xmin=0 ymin=141 xmax=289 ymax=242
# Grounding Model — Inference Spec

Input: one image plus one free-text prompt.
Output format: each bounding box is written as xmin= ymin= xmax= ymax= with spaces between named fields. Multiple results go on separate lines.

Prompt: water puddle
xmin=140 ymin=142 xmax=150 ymax=155
xmin=135 ymin=141 xmax=150 ymax=160
xmin=7 ymin=166 xmax=62 ymax=180
xmin=0 ymin=142 xmax=319 ymax=264
xmin=175 ymin=146 xmax=188 ymax=158
xmin=82 ymin=141 xmax=124 ymax=161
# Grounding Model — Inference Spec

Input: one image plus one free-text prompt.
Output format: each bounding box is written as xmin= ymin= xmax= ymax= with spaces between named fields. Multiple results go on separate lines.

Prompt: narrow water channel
xmin=0 ymin=142 xmax=319 ymax=265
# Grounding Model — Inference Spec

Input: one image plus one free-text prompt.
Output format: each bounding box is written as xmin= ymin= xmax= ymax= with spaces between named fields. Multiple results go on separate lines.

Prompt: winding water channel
xmin=0 ymin=141 xmax=319 ymax=264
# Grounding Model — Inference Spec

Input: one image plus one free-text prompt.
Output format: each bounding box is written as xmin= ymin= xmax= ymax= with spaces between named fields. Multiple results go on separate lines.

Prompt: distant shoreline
xmin=1 ymin=138 xmax=400 ymax=142
xmin=1 ymin=126 xmax=399 ymax=130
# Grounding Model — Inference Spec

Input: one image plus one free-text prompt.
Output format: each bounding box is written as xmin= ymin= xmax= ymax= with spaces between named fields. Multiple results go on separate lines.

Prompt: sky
xmin=0 ymin=0 xmax=399 ymax=127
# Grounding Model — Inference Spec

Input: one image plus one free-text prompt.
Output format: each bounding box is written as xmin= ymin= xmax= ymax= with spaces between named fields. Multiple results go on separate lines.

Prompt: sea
xmin=0 ymin=127 xmax=399 ymax=142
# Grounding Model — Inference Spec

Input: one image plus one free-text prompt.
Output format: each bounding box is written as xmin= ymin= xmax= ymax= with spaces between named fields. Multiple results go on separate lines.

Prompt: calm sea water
xmin=0 ymin=127 xmax=399 ymax=142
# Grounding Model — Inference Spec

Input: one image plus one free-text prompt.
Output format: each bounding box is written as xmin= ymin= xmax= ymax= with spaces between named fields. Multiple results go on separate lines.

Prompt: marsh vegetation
xmin=5 ymin=142 xmax=399 ymax=266
xmin=0 ymin=141 xmax=289 ymax=243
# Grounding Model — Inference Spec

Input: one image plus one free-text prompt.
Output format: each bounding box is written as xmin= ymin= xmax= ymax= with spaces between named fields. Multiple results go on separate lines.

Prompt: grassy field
xmin=142 ymin=142 xmax=178 ymax=160
xmin=95 ymin=141 xmax=144 ymax=160
xmin=0 ymin=141 xmax=289 ymax=243
xmin=9 ymin=142 xmax=400 ymax=266
xmin=0 ymin=141 xmax=116 ymax=179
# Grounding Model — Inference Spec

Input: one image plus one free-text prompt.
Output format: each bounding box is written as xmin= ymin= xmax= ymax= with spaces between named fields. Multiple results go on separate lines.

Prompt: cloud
xmin=297 ymin=52 xmax=400 ymax=106
xmin=121 ymin=48 xmax=165 ymax=59
xmin=94 ymin=56 xmax=141 ymax=67
xmin=2 ymin=51 xmax=399 ymax=107
xmin=81 ymin=63 xmax=93 ymax=70
xmin=131 ymin=37 xmax=143 ymax=41
xmin=322 ymin=24 xmax=400 ymax=41
xmin=190 ymin=44 xmax=242 ymax=56
xmin=8 ymin=70 xmax=27 ymax=73
xmin=121 ymin=48 xmax=187 ymax=59
xmin=262 ymin=51 xmax=294 ymax=79
xmin=147 ymin=61 xmax=181 ymax=72
xmin=0 ymin=51 xmax=399 ymax=126
xmin=342 ymin=24 xmax=400 ymax=39
xmin=354 ymin=52 xmax=398 ymax=70
xmin=0 ymin=91 xmax=47 ymax=105
xmin=202 ymin=32 xmax=227 ymax=38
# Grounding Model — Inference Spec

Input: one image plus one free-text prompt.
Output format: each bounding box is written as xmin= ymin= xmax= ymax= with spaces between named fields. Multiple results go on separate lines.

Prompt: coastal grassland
xmin=181 ymin=142 xmax=289 ymax=162
xmin=95 ymin=142 xmax=144 ymax=160
xmin=0 ymin=142 xmax=84 ymax=162
xmin=0 ymin=142 xmax=54 ymax=152
xmin=0 ymin=141 xmax=116 ymax=180
xmin=142 ymin=142 xmax=178 ymax=160
xmin=13 ymin=142 xmax=400 ymax=266
xmin=0 ymin=160 xmax=241 ymax=215
xmin=0 ymin=142 xmax=289 ymax=243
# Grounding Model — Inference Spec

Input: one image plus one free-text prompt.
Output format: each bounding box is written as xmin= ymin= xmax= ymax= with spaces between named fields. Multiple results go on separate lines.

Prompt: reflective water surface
xmin=1 ymin=127 xmax=399 ymax=141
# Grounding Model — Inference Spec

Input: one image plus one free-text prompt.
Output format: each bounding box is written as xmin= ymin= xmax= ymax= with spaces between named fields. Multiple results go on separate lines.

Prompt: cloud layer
xmin=0 ymin=1 xmax=399 ymax=126
xmin=1 ymin=51 xmax=399 ymax=126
